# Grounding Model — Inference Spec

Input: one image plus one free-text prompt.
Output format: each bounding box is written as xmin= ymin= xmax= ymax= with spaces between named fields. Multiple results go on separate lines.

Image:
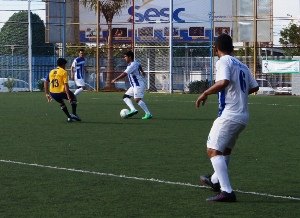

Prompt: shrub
xmin=3 ymin=78 xmax=15 ymax=92
xmin=188 ymin=80 xmax=210 ymax=94
xmin=37 ymin=79 xmax=45 ymax=91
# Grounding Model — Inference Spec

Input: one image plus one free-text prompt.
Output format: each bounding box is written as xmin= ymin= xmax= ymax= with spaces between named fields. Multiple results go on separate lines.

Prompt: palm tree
xmin=80 ymin=0 xmax=131 ymax=90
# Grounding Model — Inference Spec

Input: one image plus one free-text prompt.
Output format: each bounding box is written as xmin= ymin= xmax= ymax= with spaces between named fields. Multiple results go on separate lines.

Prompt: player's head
xmin=57 ymin=58 xmax=67 ymax=68
xmin=79 ymin=49 xmax=85 ymax=57
xmin=214 ymin=33 xmax=233 ymax=57
xmin=124 ymin=50 xmax=134 ymax=63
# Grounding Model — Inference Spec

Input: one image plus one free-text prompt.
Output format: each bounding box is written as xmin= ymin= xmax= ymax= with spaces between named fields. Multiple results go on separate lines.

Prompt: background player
xmin=111 ymin=51 xmax=153 ymax=120
xmin=44 ymin=58 xmax=81 ymax=122
xmin=195 ymin=34 xmax=259 ymax=202
xmin=71 ymin=49 xmax=87 ymax=96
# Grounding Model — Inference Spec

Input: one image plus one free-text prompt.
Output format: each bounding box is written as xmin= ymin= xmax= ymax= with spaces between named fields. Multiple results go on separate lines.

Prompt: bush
xmin=37 ymin=79 xmax=45 ymax=91
xmin=188 ymin=80 xmax=210 ymax=94
xmin=3 ymin=78 xmax=15 ymax=92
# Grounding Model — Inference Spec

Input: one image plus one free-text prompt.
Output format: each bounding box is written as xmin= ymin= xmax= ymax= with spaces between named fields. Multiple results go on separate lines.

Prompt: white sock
xmin=210 ymin=155 xmax=233 ymax=193
xmin=211 ymin=172 xmax=219 ymax=184
xmin=138 ymin=100 xmax=150 ymax=114
xmin=123 ymin=98 xmax=136 ymax=111
xmin=224 ymin=155 xmax=230 ymax=166
xmin=210 ymin=155 xmax=231 ymax=184
xmin=74 ymin=87 xmax=83 ymax=96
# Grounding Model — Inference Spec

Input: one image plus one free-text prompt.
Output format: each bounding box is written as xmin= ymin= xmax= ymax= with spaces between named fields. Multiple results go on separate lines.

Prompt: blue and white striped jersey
xmin=216 ymin=55 xmax=258 ymax=125
xmin=71 ymin=57 xmax=86 ymax=80
xmin=124 ymin=61 xmax=144 ymax=87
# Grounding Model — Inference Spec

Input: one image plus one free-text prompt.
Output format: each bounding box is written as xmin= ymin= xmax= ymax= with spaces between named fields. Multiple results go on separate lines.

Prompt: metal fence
xmin=0 ymin=0 xmax=299 ymax=94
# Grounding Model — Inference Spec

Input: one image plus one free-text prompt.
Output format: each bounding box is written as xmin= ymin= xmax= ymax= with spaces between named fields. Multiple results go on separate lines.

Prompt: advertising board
xmin=79 ymin=0 xmax=232 ymax=43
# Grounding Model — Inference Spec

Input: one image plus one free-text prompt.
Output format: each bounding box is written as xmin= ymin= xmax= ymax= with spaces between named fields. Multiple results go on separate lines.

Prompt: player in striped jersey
xmin=111 ymin=51 xmax=152 ymax=120
xmin=195 ymin=34 xmax=259 ymax=202
xmin=71 ymin=49 xmax=87 ymax=96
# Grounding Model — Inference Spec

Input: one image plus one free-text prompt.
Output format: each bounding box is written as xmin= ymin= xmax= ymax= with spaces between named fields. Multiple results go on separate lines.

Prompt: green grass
xmin=0 ymin=92 xmax=299 ymax=217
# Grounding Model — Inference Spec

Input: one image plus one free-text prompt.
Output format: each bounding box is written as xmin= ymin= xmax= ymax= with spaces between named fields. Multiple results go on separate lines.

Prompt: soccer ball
xmin=120 ymin=109 xmax=130 ymax=118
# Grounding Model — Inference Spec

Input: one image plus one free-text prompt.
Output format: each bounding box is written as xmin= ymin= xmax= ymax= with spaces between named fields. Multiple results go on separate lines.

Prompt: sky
xmin=0 ymin=0 xmax=299 ymax=45
xmin=0 ymin=0 xmax=45 ymax=29
xmin=273 ymin=0 xmax=300 ymax=44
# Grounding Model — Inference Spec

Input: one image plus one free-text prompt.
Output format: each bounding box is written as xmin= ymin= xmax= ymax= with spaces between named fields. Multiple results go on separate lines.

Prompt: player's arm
xmin=195 ymin=79 xmax=229 ymax=108
xmin=70 ymin=66 xmax=75 ymax=80
xmin=111 ymin=72 xmax=127 ymax=83
xmin=139 ymin=65 xmax=146 ymax=77
xmin=249 ymin=86 xmax=259 ymax=95
xmin=44 ymin=77 xmax=52 ymax=102
xmin=248 ymin=74 xmax=259 ymax=95
xmin=64 ymin=82 xmax=72 ymax=102
xmin=70 ymin=60 xmax=76 ymax=80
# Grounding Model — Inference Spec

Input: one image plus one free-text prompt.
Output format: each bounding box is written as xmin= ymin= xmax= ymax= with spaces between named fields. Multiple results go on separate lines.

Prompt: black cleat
xmin=200 ymin=175 xmax=221 ymax=192
xmin=206 ymin=191 xmax=237 ymax=202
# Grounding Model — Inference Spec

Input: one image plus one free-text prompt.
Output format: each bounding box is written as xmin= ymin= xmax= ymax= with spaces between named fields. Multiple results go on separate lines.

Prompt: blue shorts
xmin=50 ymin=91 xmax=76 ymax=104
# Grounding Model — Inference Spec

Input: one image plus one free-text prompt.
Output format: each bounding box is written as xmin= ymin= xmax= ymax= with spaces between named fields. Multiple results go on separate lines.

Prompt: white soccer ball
xmin=120 ymin=109 xmax=130 ymax=118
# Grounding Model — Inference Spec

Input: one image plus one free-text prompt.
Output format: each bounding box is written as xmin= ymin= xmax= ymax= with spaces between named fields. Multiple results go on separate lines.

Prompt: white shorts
xmin=75 ymin=78 xmax=85 ymax=87
xmin=125 ymin=85 xmax=145 ymax=99
xmin=207 ymin=117 xmax=246 ymax=152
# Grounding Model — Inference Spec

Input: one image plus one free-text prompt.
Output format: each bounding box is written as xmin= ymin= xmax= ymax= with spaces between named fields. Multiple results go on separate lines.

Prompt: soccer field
xmin=0 ymin=92 xmax=299 ymax=217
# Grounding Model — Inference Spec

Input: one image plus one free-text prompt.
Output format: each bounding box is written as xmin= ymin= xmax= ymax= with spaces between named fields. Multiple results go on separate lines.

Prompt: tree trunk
xmin=104 ymin=20 xmax=115 ymax=90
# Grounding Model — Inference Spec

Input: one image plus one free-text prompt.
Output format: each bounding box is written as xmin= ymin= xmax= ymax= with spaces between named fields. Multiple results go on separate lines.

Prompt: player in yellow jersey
xmin=44 ymin=58 xmax=81 ymax=122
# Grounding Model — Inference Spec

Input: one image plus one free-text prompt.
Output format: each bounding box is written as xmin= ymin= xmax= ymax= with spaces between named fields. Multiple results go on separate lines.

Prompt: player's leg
xmin=74 ymin=78 xmax=85 ymax=96
xmin=207 ymin=148 xmax=235 ymax=201
xmin=203 ymin=118 xmax=235 ymax=201
xmin=123 ymin=87 xmax=138 ymax=117
xmin=51 ymin=93 xmax=72 ymax=121
xmin=204 ymin=118 xmax=233 ymax=193
xmin=137 ymin=99 xmax=152 ymax=119
xmin=200 ymin=174 xmax=220 ymax=192
xmin=204 ymin=118 xmax=245 ymax=202
xmin=211 ymin=124 xmax=244 ymax=185
xmin=74 ymin=86 xmax=84 ymax=95
xmin=68 ymin=90 xmax=81 ymax=121
xmin=200 ymin=118 xmax=221 ymax=191
xmin=133 ymin=86 xmax=152 ymax=119
xmin=210 ymin=148 xmax=231 ymax=186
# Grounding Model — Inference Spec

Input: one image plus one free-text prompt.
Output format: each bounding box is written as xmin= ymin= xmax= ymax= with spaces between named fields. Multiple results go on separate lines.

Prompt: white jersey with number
xmin=71 ymin=57 xmax=86 ymax=86
xmin=124 ymin=61 xmax=145 ymax=87
xmin=216 ymin=55 xmax=258 ymax=125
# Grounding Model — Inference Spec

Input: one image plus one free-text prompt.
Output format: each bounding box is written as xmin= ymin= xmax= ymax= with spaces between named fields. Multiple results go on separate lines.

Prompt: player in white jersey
xmin=195 ymin=34 xmax=259 ymax=202
xmin=71 ymin=49 xmax=87 ymax=96
xmin=111 ymin=51 xmax=152 ymax=120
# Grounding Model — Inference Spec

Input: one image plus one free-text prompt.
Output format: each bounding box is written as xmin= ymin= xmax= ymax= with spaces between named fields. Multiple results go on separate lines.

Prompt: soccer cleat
xmin=206 ymin=191 xmax=237 ymax=202
xmin=127 ymin=109 xmax=138 ymax=118
xmin=200 ymin=175 xmax=221 ymax=192
xmin=70 ymin=114 xmax=81 ymax=121
xmin=142 ymin=114 xmax=153 ymax=120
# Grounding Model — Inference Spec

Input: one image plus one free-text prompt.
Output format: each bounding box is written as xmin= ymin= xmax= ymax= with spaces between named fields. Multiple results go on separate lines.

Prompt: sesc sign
xmin=128 ymin=5 xmax=185 ymax=23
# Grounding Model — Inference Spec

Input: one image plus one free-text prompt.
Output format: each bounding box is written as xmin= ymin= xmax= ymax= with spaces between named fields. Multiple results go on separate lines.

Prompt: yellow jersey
xmin=47 ymin=67 xmax=68 ymax=93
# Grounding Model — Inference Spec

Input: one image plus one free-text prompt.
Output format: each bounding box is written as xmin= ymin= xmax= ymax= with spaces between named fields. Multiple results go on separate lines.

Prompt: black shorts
xmin=50 ymin=91 xmax=76 ymax=104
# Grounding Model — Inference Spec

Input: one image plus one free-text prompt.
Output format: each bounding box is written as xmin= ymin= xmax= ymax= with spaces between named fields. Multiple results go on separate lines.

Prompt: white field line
xmin=91 ymin=98 xmax=300 ymax=108
xmin=1 ymin=159 xmax=299 ymax=201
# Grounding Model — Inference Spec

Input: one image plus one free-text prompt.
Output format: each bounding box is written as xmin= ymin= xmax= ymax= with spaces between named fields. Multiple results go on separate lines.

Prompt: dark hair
xmin=215 ymin=34 xmax=233 ymax=53
xmin=57 ymin=58 xmax=67 ymax=67
xmin=79 ymin=49 xmax=84 ymax=53
xmin=124 ymin=50 xmax=134 ymax=59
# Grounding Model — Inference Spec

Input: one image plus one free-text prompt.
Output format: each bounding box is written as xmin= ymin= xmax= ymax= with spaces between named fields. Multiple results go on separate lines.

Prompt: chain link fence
xmin=0 ymin=0 xmax=299 ymax=94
